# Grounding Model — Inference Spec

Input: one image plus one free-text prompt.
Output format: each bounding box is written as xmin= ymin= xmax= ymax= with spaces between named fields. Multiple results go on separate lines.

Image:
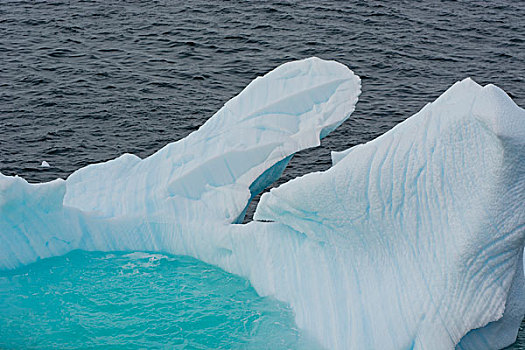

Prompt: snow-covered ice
xmin=40 ymin=161 xmax=50 ymax=168
xmin=0 ymin=58 xmax=523 ymax=350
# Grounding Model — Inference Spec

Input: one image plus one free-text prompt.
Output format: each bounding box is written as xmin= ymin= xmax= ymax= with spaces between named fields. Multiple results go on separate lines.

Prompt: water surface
xmin=0 ymin=251 xmax=320 ymax=349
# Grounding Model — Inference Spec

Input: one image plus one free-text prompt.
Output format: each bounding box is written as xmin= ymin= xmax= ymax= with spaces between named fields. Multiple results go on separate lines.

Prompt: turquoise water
xmin=0 ymin=251 xmax=320 ymax=349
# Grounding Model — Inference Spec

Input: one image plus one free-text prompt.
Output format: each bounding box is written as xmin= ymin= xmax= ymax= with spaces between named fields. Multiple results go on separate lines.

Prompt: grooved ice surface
xmin=1 ymin=59 xmax=523 ymax=349
xmin=255 ymin=78 xmax=525 ymax=349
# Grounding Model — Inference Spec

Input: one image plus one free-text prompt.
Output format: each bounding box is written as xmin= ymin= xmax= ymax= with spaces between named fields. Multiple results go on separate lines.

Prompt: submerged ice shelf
xmin=0 ymin=250 xmax=321 ymax=349
xmin=0 ymin=58 xmax=523 ymax=349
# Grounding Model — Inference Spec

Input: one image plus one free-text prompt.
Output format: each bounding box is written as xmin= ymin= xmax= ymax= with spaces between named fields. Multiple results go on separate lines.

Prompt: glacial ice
xmin=1 ymin=58 xmax=524 ymax=350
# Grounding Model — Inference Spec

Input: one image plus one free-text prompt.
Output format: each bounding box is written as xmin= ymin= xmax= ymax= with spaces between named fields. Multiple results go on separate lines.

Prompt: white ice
xmin=0 ymin=58 xmax=523 ymax=350
xmin=255 ymin=78 xmax=525 ymax=349
xmin=40 ymin=161 xmax=50 ymax=168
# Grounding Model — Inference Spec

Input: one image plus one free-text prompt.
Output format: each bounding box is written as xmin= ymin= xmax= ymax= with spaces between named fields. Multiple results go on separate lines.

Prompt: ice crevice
xmin=1 ymin=58 xmax=524 ymax=350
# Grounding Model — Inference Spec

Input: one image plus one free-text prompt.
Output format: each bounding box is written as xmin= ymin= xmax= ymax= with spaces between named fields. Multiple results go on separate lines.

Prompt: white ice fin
xmin=63 ymin=57 xmax=360 ymax=223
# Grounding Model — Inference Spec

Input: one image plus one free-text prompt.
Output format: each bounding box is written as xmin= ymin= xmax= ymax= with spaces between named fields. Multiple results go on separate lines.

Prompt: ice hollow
xmin=1 ymin=59 xmax=523 ymax=350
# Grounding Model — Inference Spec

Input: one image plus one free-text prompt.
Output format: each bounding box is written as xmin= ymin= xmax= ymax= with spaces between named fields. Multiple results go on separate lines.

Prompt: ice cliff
xmin=0 ymin=58 xmax=523 ymax=350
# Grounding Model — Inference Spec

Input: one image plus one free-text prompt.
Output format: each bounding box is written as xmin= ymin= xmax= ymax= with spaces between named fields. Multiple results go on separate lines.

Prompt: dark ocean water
xmin=1 ymin=0 xmax=524 ymax=348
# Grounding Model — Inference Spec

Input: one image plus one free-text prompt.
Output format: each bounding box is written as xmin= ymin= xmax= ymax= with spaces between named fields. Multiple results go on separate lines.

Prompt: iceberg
xmin=0 ymin=58 xmax=523 ymax=350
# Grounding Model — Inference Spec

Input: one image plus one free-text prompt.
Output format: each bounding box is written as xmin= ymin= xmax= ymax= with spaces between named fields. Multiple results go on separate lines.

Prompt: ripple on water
xmin=0 ymin=250 xmax=321 ymax=349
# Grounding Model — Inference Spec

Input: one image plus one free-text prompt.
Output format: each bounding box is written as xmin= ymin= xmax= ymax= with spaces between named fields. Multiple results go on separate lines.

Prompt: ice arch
xmin=0 ymin=57 xmax=360 ymax=269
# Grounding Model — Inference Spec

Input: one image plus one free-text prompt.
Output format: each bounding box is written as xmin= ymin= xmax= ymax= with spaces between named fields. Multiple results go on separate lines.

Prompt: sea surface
xmin=1 ymin=0 xmax=524 ymax=348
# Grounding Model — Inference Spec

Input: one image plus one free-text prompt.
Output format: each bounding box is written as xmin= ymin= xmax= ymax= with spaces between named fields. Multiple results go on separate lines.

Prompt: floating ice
xmin=40 ymin=161 xmax=50 ymax=168
xmin=0 ymin=58 xmax=523 ymax=350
